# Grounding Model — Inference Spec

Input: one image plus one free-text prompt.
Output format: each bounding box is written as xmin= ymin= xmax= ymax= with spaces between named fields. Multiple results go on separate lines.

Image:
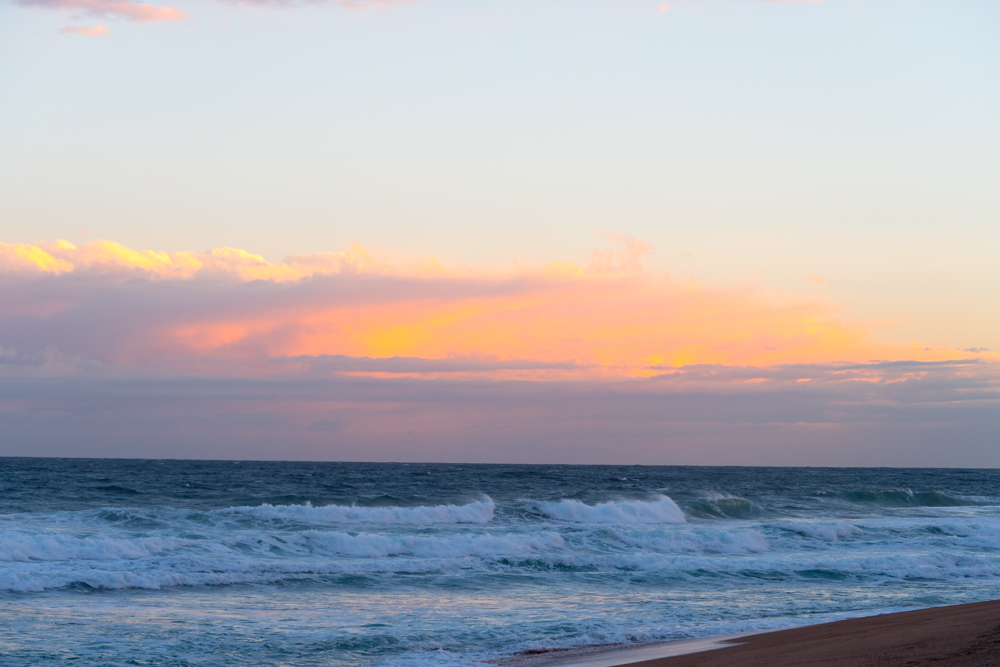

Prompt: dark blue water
xmin=2 ymin=459 xmax=1000 ymax=666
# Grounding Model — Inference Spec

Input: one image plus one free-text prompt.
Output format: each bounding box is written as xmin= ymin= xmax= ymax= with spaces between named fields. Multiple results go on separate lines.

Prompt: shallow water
xmin=2 ymin=459 xmax=1000 ymax=666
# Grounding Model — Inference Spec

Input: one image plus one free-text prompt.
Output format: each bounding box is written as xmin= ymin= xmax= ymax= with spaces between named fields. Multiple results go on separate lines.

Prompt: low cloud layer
xmin=1 ymin=360 xmax=997 ymax=464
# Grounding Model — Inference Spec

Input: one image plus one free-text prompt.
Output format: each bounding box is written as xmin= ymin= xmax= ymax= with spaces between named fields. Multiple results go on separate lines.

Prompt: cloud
xmin=0 ymin=239 xmax=446 ymax=281
xmin=584 ymin=232 xmax=650 ymax=274
xmin=216 ymin=0 xmax=412 ymax=9
xmin=59 ymin=23 xmax=110 ymax=35
xmin=16 ymin=0 xmax=186 ymax=23
xmin=0 ymin=238 xmax=989 ymax=379
xmin=1 ymin=360 xmax=997 ymax=464
xmin=1 ymin=235 xmax=996 ymax=464
xmin=805 ymin=273 xmax=825 ymax=286
xmin=277 ymin=354 xmax=583 ymax=375
xmin=336 ymin=0 xmax=412 ymax=9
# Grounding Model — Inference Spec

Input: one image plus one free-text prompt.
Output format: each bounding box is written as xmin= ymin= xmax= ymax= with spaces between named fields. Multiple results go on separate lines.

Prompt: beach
xmin=620 ymin=600 xmax=1000 ymax=667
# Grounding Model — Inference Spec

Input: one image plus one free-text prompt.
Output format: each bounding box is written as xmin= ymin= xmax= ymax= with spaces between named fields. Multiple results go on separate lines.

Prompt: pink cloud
xmin=805 ymin=273 xmax=825 ymax=286
xmin=59 ymin=23 xmax=110 ymax=35
xmin=218 ymin=0 xmax=411 ymax=8
xmin=17 ymin=0 xmax=186 ymax=23
xmin=337 ymin=0 xmax=413 ymax=9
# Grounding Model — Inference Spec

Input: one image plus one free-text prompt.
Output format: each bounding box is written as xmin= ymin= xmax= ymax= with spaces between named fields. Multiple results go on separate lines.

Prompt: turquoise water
xmin=2 ymin=460 xmax=1000 ymax=665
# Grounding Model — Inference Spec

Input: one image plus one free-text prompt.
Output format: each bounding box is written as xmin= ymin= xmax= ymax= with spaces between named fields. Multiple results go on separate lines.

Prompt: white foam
xmin=781 ymin=522 xmax=864 ymax=542
xmin=0 ymin=533 xmax=192 ymax=562
xmin=297 ymin=530 xmax=566 ymax=559
xmin=694 ymin=491 xmax=742 ymax=501
xmin=7 ymin=500 xmax=1000 ymax=596
xmin=533 ymin=497 xmax=686 ymax=525
xmin=610 ymin=526 xmax=770 ymax=554
xmin=217 ymin=498 xmax=496 ymax=525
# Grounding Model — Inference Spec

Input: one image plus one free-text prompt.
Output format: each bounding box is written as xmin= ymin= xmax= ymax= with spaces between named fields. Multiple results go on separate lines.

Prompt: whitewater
xmin=3 ymin=461 xmax=1000 ymax=666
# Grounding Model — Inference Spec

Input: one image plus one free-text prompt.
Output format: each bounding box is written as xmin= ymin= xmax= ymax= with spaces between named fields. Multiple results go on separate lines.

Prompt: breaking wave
xmin=218 ymin=498 xmax=496 ymax=524
xmin=530 ymin=496 xmax=686 ymax=524
xmin=0 ymin=533 xmax=192 ymax=562
xmin=684 ymin=492 xmax=760 ymax=520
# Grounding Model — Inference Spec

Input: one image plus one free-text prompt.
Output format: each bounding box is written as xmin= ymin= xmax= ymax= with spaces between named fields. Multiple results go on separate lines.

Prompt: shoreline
xmin=503 ymin=600 xmax=1000 ymax=667
xmin=492 ymin=633 xmax=759 ymax=667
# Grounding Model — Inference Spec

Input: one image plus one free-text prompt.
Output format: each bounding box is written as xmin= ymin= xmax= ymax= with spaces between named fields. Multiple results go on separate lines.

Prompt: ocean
xmin=2 ymin=459 xmax=1000 ymax=666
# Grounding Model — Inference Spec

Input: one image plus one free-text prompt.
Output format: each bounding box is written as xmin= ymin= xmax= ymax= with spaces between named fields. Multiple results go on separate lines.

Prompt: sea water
xmin=2 ymin=460 xmax=1000 ymax=666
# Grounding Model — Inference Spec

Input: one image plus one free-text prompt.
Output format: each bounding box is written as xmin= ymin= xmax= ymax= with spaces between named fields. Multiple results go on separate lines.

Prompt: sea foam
xmin=531 ymin=496 xmax=686 ymax=524
xmin=217 ymin=498 xmax=496 ymax=524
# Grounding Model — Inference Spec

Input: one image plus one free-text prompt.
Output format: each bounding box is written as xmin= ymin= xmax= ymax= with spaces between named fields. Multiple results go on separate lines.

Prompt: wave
xmin=0 ymin=529 xmax=567 ymax=592
xmin=683 ymin=492 xmax=760 ymax=520
xmin=0 ymin=533 xmax=192 ymax=562
xmin=254 ymin=530 xmax=566 ymax=559
xmin=820 ymin=490 xmax=973 ymax=507
xmin=7 ymin=518 xmax=1000 ymax=592
xmin=217 ymin=498 xmax=496 ymax=525
xmin=531 ymin=496 xmax=686 ymax=524
xmin=775 ymin=521 xmax=864 ymax=542
xmin=8 ymin=548 xmax=1000 ymax=594
xmin=609 ymin=526 xmax=770 ymax=554
xmin=93 ymin=485 xmax=142 ymax=495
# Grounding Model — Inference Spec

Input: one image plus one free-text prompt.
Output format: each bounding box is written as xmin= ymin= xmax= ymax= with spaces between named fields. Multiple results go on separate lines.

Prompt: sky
xmin=1 ymin=0 xmax=998 ymax=464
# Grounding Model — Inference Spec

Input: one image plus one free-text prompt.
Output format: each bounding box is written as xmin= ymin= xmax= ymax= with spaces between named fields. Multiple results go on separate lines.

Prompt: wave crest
xmin=217 ymin=498 xmax=496 ymax=525
xmin=824 ymin=490 xmax=971 ymax=507
xmin=531 ymin=496 xmax=686 ymax=524
xmin=0 ymin=533 xmax=191 ymax=562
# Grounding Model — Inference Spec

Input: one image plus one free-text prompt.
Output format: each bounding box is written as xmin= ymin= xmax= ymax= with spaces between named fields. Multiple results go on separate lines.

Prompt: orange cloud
xmin=805 ymin=273 xmax=825 ymax=286
xmin=0 ymin=238 xmax=988 ymax=378
xmin=215 ymin=0 xmax=412 ymax=9
xmin=16 ymin=0 xmax=186 ymax=23
xmin=197 ymin=276 xmax=968 ymax=374
xmin=59 ymin=23 xmax=110 ymax=35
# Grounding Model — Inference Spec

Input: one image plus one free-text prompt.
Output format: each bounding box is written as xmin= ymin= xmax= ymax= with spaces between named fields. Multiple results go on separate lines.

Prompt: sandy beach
xmin=620 ymin=600 xmax=1000 ymax=667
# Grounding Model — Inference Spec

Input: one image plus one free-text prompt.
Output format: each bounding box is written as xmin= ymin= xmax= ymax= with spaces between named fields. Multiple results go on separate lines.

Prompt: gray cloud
xmin=1 ymin=360 xmax=997 ymax=466
xmin=276 ymin=354 xmax=583 ymax=374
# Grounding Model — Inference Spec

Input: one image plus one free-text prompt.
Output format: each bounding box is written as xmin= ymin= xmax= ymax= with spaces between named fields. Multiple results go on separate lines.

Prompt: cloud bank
xmin=0 ymin=238 xmax=979 ymax=376
xmin=2 ymin=238 xmax=996 ymax=464
xmin=2 ymin=360 xmax=997 ymax=465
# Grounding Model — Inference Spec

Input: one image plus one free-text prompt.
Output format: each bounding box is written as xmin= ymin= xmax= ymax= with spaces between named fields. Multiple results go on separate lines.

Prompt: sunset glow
xmin=0 ymin=238 xmax=986 ymax=381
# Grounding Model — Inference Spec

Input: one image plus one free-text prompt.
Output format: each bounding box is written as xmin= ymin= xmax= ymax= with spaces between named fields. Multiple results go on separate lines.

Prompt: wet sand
xmin=622 ymin=599 xmax=1000 ymax=667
